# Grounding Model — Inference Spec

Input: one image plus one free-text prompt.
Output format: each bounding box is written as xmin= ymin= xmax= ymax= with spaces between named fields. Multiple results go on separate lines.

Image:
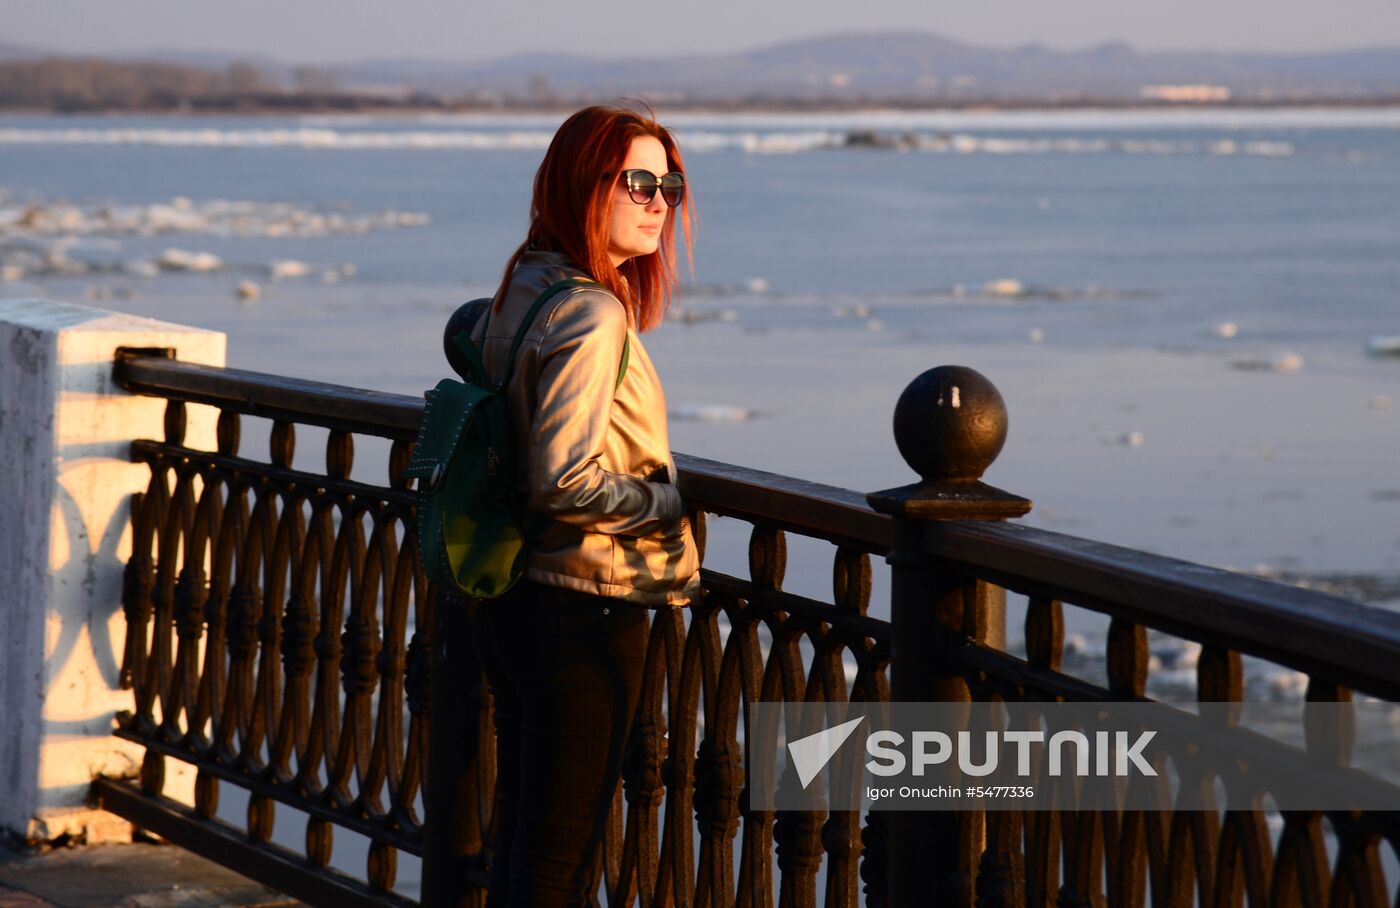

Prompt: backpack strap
xmin=501 ymin=277 xmax=599 ymax=389
xmin=615 ymin=334 xmax=630 ymax=393
xmin=462 ymin=276 xmax=631 ymax=393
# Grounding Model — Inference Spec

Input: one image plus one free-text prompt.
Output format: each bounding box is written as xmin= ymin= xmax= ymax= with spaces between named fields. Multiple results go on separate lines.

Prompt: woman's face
xmin=607 ymin=135 xmax=670 ymax=267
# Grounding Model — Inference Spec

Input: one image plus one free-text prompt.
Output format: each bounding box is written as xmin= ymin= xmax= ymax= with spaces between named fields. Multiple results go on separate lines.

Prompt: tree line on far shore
xmin=7 ymin=54 xmax=1400 ymax=113
xmin=0 ymin=58 xmax=371 ymax=112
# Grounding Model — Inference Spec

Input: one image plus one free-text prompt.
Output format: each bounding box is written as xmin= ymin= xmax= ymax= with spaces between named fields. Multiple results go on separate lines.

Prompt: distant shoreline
xmin=8 ymin=34 xmax=1400 ymax=120
xmin=6 ymin=95 xmax=1400 ymax=116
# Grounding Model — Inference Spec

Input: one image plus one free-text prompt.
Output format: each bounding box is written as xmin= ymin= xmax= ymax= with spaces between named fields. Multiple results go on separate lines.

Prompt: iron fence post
xmin=868 ymin=366 xmax=1031 ymax=908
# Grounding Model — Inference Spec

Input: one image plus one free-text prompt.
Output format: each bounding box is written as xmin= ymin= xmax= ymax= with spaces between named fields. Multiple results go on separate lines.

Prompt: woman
xmin=470 ymin=104 xmax=701 ymax=906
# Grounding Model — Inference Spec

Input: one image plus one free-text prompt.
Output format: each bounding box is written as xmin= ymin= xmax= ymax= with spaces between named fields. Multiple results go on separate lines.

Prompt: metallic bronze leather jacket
xmin=472 ymin=250 xmax=701 ymax=606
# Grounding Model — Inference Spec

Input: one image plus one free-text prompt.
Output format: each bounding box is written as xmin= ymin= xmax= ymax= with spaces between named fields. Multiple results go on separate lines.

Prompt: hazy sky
xmin=6 ymin=0 xmax=1400 ymax=62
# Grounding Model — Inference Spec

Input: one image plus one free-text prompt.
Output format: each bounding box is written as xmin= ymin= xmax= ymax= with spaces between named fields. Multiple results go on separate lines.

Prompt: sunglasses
xmin=620 ymin=169 xmax=685 ymax=207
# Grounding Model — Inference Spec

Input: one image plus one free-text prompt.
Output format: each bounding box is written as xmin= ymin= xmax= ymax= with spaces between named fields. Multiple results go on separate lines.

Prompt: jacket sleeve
xmin=526 ymin=288 xmax=683 ymax=535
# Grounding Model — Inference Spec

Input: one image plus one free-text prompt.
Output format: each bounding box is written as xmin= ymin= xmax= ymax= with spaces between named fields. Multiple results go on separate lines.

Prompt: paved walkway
xmin=0 ymin=842 xmax=300 ymax=907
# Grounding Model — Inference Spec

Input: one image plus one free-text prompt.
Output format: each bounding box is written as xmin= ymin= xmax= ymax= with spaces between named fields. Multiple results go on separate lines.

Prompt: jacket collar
xmin=515 ymin=250 xmax=635 ymax=327
xmin=518 ymin=249 xmax=572 ymax=267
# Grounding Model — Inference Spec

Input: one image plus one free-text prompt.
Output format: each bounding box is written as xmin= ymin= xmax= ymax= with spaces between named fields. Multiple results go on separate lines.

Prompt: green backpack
xmin=407 ymin=277 xmax=629 ymax=599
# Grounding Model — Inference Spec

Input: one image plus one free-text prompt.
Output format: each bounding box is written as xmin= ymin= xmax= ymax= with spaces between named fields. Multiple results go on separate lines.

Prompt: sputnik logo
xmin=787 ymin=716 xmax=866 ymax=788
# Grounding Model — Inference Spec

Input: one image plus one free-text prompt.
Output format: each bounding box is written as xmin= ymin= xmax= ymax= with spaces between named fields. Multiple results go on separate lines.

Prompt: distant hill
xmin=8 ymin=32 xmax=1400 ymax=104
xmin=0 ymin=43 xmax=47 ymax=62
xmin=324 ymin=31 xmax=1400 ymax=101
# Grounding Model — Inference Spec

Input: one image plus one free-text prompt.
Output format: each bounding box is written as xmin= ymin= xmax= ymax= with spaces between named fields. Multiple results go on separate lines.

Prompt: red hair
xmin=493 ymin=102 xmax=693 ymax=332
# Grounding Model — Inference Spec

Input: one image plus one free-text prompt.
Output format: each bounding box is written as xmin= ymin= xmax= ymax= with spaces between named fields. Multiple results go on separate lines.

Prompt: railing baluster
xmin=399 ymin=590 xmax=432 ymax=827
xmin=248 ymin=792 xmax=274 ymax=843
xmin=740 ymin=524 xmax=789 ymax=908
xmin=369 ymin=840 xmax=397 ymax=892
xmin=306 ymin=816 xmax=333 ymax=868
xmin=1096 ymin=618 xmax=1146 ymax=907
xmin=166 ymin=461 xmax=204 ymax=743
xmin=139 ymin=748 xmax=164 ymax=798
xmin=656 ymin=604 xmax=694 ymax=908
xmin=324 ymin=492 xmax=365 ymax=807
xmin=358 ymin=513 xmax=394 ymax=818
xmin=1201 ymin=644 xmax=1271 ymax=908
xmin=149 ymin=400 xmax=188 ymax=742
xmin=822 ymin=547 xmax=870 ymax=908
xmin=1159 ymin=641 xmax=1230 ymax=908
xmin=194 ymin=768 xmax=218 ymax=819
xmin=248 ymin=497 xmax=289 ymax=774
xmin=1266 ymin=678 xmax=1348 ymax=908
xmin=121 ymin=490 xmax=155 ymax=716
xmin=191 ymin=410 xmax=237 ymax=757
xmin=748 ymin=525 xmax=786 ymax=592
xmin=619 ymin=622 xmax=668 ymax=907
xmin=300 ymin=493 xmax=336 ymax=793
xmin=751 ymin=526 xmax=815 ymax=908
xmin=386 ymin=439 xmax=422 ymax=836
xmin=977 ymin=698 xmax=1025 ymax=908
xmin=739 ymin=530 xmax=780 ymax=902
xmin=272 ymin=494 xmax=314 ymax=781
xmin=1269 ymin=806 xmax=1330 ymax=908
xmin=228 ymin=469 xmax=273 ymax=770
xmin=248 ymin=421 xmax=293 ymax=773
xmin=1021 ymin=596 xmax=1061 ymax=908
xmin=338 ymin=502 xmax=382 ymax=812
xmin=693 ymin=591 xmax=743 ymax=907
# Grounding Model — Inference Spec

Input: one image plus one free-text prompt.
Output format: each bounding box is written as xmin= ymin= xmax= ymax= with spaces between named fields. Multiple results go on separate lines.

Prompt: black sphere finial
xmin=892 ymin=365 xmax=1007 ymax=483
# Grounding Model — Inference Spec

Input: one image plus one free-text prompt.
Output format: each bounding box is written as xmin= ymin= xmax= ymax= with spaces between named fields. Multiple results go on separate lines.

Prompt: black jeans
xmin=477 ymin=579 xmax=649 ymax=908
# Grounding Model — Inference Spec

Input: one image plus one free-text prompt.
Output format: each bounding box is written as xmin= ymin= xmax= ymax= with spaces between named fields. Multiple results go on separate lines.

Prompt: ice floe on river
xmin=669 ymin=404 xmax=756 ymax=423
xmin=0 ymin=126 xmax=1298 ymax=158
xmin=0 ymin=191 xmax=428 ymax=285
xmin=1230 ymin=350 xmax=1305 ymax=372
xmin=0 ymin=193 xmax=429 ymax=239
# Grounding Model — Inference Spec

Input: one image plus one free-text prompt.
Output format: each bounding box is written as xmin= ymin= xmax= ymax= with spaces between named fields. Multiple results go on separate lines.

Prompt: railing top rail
xmin=675 ymin=452 xmax=894 ymax=551
xmin=114 ymin=350 xmax=425 ymax=439
xmin=113 ymin=352 xmax=1400 ymax=696
xmin=927 ymin=520 xmax=1400 ymax=700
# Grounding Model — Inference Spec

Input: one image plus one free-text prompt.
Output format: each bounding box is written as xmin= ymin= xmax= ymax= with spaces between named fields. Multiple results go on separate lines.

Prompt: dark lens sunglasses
xmin=621 ymin=169 xmax=685 ymax=207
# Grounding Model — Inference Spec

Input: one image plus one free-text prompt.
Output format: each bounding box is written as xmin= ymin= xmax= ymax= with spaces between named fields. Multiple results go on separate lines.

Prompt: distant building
xmin=341 ymin=82 xmax=414 ymax=100
xmin=1140 ymin=84 xmax=1232 ymax=102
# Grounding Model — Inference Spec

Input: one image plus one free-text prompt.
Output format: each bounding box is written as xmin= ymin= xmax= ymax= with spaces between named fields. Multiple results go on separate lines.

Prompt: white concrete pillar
xmin=0 ymin=299 xmax=225 ymax=842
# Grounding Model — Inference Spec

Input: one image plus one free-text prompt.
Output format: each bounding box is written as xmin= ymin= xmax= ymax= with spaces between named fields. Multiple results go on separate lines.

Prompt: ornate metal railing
xmin=93 ymin=348 xmax=1400 ymax=908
